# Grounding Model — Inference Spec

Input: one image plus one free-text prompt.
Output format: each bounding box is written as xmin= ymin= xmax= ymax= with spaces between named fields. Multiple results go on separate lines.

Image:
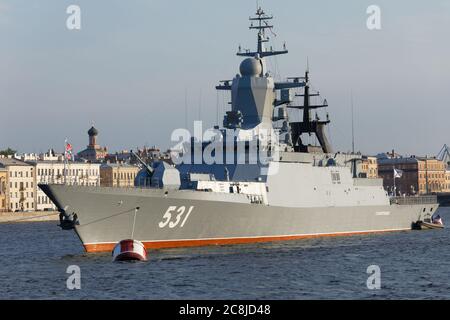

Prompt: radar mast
xmin=237 ymin=7 xmax=288 ymax=59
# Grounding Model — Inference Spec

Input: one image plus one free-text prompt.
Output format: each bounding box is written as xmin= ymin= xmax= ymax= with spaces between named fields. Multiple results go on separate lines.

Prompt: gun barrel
xmin=131 ymin=150 xmax=154 ymax=175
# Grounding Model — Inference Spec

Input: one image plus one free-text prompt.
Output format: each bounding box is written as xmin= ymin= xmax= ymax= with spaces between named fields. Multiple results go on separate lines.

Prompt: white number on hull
xmin=159 ymin=206 xmax=194 ymax=228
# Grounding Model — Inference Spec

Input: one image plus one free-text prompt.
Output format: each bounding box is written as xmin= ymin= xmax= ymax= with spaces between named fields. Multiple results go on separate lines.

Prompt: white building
xmin=15 ymin=153 xmax=39 ymax=161
xmin=0 ymin=158 xmax=36 ymax=212
xmin=40 ymin=149 xmax=65 ymax=162
xmin=15 ymin=149 xmax=64 ymax=162
xmin=34 ymin=161 xmax=101 ymax=211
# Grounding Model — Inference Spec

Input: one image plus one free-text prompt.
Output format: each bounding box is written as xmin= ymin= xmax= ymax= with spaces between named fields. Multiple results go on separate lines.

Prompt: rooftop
xmin=0 ymin=158 xmax=32 ymax=167
xmin=378 ymin=156 xmax=442 ymax=165
xmin=26 ymin=160 xmax=101 ymax=165
xmin=101 ymin=163 xmax=139 ymax=169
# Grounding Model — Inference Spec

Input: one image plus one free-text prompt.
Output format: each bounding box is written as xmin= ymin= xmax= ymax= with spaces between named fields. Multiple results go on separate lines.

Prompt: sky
xmin=0 ymin=0 xmax=449 ymax=156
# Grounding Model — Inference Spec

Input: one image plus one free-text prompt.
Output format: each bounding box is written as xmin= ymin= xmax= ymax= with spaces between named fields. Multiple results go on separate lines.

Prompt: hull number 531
xmin=159 ymin=206 xmax=194 ymax=228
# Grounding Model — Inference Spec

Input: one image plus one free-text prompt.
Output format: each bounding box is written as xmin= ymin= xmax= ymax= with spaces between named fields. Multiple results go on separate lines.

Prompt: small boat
xmin=420 ymin=221 xmax=444 ymax=230
xmin=112 ymin=239 xmax=147 ymax=262
xmin=412 ymin=214 xmax=444 ymax=230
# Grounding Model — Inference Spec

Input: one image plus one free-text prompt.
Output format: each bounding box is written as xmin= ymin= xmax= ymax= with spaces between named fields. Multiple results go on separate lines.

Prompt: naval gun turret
xmin=132 ymin=150 xmax=181 ymax=190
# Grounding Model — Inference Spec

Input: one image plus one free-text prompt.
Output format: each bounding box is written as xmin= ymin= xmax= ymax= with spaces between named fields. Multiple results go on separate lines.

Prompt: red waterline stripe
xmin=83 ymin=228 xmax=408 ymax=253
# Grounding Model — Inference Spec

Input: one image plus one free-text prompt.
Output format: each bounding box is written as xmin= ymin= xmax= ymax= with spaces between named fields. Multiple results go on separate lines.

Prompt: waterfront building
xmin=417 ymin=158 xmax=446 ymax=194
xmin=14 ymin=153 xmax=39 ymax=161
xmin=136 ymin=146 xmax=167 ymax=161
xmin=445 ymin=171 xmax=450 ymax=192
xmin=104 ymin=147 xmax=170 ymax=165
xmin=76 ymin=126 xmax=108 ymax=162
xmin=378 ymin=156 xmax=446 ymax=196
xmin=100 ymin=163 xmax=140 ymax=187
xmin=0 ymin=158 xmax=35 ymax=212
xmin=359 ymin=156 xmax=378 ymax=179
xmin=104 ymin=150 xmax=134 ymax=164
xmin=15 ymin=149 xmax=65 ymax=162
xmin=33 ymin=161 xmax=100 ymax=211
xmin=0 ymin=167 xmax=7 ymax=212
xmin=39 ymin=149 xmax=64 ymax=161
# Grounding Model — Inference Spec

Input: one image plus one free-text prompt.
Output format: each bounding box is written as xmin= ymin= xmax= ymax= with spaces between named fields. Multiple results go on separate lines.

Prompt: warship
xmin=40 ymin=8 xmax=438 ymax=253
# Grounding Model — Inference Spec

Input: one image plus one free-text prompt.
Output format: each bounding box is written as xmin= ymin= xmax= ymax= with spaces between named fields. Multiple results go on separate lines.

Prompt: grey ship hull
xmin=41 ymin=184 xmax=438 ymax=253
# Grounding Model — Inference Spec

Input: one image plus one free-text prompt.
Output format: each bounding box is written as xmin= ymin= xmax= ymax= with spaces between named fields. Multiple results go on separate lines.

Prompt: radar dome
xmin=239 ymin=58 xmax=262 ymax=76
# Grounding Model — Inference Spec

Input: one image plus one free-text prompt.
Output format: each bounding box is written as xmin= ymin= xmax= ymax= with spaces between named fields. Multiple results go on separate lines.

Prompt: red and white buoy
xmin=112 ymin=239 xmax=147 ymax=262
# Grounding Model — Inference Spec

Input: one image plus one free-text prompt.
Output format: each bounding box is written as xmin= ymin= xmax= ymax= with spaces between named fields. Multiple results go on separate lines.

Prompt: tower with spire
xmin=76 ymin=125 xmax=108 ymax=162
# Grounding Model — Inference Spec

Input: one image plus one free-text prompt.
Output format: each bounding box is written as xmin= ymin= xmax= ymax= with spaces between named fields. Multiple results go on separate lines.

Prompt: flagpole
xmin=393 ymin=166 xmax=396 ymax=197
xmin=425 ymin=155 xmax=429 ymax=194
xmin=64 ymin=139 xmax=67 ymax=185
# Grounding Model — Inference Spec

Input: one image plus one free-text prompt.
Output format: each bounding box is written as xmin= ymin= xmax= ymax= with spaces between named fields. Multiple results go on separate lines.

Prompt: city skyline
xmin=1 ymin=0 xmax=449 ymax=156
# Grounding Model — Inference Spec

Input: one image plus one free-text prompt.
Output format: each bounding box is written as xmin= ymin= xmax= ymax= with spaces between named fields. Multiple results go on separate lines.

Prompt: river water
xmin=0 ymin=208 xmax=449 ymax=299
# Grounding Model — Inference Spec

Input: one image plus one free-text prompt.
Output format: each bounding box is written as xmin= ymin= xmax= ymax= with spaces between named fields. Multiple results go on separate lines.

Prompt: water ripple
xmin=0 ymin=208 xmax=449 ymax=299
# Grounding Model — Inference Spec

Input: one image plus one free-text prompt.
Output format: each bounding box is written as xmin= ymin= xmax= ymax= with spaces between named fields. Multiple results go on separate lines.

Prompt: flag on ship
xmin=65 ymin=140 xmax=74 ymax=161
xmin=393 ymin=168 xmax=403 ymax=178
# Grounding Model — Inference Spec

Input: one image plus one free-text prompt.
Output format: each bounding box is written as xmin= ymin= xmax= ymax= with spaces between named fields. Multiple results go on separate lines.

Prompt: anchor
xmin=58 ymin=210 xmax=79 ymax=230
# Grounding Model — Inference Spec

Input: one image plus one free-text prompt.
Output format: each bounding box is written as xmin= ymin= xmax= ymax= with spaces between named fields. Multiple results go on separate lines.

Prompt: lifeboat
xmin=112 ymin=239 xmax=147 ymax=262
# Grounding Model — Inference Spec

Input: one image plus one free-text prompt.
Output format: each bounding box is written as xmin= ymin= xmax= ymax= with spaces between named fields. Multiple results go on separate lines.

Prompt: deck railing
xmin=390 ymin=195 xmax=437 ymax=205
